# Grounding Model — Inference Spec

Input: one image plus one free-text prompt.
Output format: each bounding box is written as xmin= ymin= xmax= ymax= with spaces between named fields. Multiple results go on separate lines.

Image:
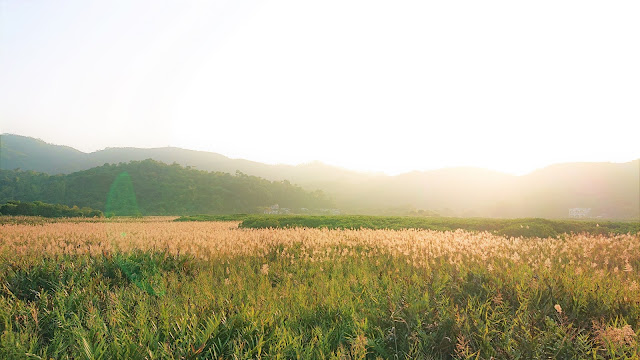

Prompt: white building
xmin=569 ymin=208 xmax=591 ymax=218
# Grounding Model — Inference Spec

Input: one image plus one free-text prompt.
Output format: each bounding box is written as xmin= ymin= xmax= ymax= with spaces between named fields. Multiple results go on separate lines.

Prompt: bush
xmin=238 ymin=215 xmax=639 ymax=237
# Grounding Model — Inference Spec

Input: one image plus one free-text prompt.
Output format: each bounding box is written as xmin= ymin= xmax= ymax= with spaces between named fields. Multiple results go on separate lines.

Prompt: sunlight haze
xmin=1 ymin=0 xmax=639 ymax=175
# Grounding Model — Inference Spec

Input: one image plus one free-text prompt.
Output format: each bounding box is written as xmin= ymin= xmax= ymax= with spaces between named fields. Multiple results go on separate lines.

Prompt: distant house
xmin=264 ymin=204 xmax=280 ymax=214
xmin=569 ymin=208 xmax=591 ymax=218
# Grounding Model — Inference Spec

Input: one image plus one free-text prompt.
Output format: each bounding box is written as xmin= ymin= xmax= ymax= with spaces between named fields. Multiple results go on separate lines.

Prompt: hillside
xmin=343 ymin=162 xmax=639 ymax=219
xmin=1 ymin=134 xmax=638 ymax=219
xmin=0 ymin=160 xmax=333 ymax=215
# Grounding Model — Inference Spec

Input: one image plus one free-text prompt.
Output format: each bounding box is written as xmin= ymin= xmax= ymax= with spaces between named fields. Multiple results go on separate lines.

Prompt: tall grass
xmin=1 ymin=219 xmax=639 ymax=358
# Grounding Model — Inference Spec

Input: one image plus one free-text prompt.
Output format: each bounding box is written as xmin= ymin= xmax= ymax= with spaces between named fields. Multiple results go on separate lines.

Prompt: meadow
xmin=1 ymin=217 xmax=640 ymax=359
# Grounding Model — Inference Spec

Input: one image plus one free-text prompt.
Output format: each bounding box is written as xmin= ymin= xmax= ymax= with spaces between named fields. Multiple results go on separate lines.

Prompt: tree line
xmin=0 ymin=200 xmax=103 ymax=217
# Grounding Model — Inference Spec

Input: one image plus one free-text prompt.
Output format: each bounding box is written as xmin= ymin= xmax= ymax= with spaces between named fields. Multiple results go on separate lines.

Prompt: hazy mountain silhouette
xmin=355 ymin=163 xmax=639 ymax=219
xmin=2 ymin=133 xmax=638 ymax=219
xmin=1 ymin=134 xmax=91 ymax=174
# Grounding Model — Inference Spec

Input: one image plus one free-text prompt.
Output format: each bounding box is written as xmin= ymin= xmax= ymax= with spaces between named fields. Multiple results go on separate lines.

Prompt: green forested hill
xmin=0 ymin=160 xmax=333 ymax=215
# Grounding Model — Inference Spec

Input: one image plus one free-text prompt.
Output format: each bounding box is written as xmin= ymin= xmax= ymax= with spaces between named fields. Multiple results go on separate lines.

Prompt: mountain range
xmin=1 ymin=133 xmax=638 ymax=219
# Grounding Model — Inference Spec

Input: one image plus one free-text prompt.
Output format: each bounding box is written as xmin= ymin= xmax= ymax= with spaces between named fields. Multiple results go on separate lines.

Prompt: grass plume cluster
xmin=1 ymin=218 xmax=639 ymax=358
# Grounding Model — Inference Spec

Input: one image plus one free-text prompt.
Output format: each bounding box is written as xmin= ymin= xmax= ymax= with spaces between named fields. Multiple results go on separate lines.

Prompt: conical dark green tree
xmin=105 ymin=172 xmax=140 ymax=217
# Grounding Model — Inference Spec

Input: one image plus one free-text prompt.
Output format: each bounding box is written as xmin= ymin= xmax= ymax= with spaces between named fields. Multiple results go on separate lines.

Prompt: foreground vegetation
xmin=235 ymin=215 xmax=640 ymax=239
xmin=1 ymin=219 xmax=640 ymax=358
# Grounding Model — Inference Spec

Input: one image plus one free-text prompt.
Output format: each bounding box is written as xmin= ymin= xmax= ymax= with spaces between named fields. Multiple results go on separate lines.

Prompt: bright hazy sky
xmin=1 ymin=1 xmax=639 ymax=175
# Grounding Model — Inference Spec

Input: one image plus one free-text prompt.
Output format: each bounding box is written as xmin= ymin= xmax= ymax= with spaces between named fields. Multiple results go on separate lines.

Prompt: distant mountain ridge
xmin=1 ymin=133 xmax=638 ymax=219
xmin=0 ymin=134 xmax=364 ymax=184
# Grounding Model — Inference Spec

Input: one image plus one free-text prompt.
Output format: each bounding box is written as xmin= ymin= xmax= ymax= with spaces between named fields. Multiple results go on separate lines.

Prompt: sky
xmin=1 ymin=0 xmax=639 ymax=175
